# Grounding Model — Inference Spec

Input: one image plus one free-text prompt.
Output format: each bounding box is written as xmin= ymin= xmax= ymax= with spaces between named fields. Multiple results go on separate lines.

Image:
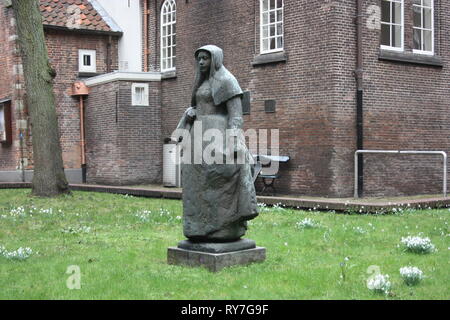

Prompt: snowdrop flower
xmin=134 ymin=210 xmax=152 ymax=222
xmin=367 ymin=274 xmax=391 ymax=295
xmin=296 ymin=218 xmax=319 ymax=229
xmin=401 ymin=236 xmax=436 ymax=254
xmin=61 ymin=226 xmax=91 ymax=234
xmin=353 ymin=226 xmax=367 ymax=234
xmin=400 ymin=266 xmax=424 ymax=286
xmin=1 ymin=246 xmax=33 ymax=260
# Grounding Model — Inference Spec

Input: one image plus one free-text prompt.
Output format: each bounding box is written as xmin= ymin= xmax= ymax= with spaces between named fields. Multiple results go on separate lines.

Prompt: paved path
xmin=1 ymin=182 xmax=449 ymax=213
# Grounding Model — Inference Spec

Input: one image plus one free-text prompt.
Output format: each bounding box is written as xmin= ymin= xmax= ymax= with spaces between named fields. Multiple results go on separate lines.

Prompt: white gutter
xmin=84 ymin=71 xmax=162 ymax=87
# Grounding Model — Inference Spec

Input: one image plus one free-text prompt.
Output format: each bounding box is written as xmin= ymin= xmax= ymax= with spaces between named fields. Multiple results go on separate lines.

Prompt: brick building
xmin=0 ymin=0 xmax=122 ymax=183
xmin=0 ymin=0 xmax=449 ymax=198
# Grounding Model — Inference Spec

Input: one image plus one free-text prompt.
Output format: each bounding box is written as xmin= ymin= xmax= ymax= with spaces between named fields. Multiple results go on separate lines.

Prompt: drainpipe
xmin=79 ymin=96 xmax=86 ymax=168
xmin=19 ymin=130 xmax=25 ymax=182
xmin=143 ymin=0 xmax=149 ymax=72
xmin=355 ymin=0 xmax=364 ymax=197
xmin=107 ymin=35 xmax=112 ymax=73
xmin=71 ymin=82 xmax=89 ymax=183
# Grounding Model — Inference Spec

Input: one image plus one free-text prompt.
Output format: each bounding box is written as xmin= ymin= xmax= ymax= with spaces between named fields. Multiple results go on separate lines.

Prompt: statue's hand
xmin=185 ymin=106 xmax=196 ymax=122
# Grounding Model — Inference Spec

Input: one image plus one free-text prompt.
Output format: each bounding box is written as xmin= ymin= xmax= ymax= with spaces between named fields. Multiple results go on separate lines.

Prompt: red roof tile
xmin=39 ymin=0 xmax=118 ymax=34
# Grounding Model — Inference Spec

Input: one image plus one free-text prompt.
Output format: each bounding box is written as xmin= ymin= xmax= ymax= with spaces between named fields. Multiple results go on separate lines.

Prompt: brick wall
xmin=45 ymin=29 xmax=119 ymax=169
xmin=0 ymin=4 xmax=25 ymax=171
xmin=85 ymin=80 xmax=162 ymax=185
xmin=332 ymin=0 xmax=450 ymax=197
xmin=148 ymin=0 xmax=352 ymax=196
xmin=146 ymin=0 xmax=449 ymax=197
xmin=0 ymin=1 xmax=120 ymax=174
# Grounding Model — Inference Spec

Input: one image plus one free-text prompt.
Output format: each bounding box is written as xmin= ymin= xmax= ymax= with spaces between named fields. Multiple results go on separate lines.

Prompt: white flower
xmin=1 ymin=246 xmax=33 ymax=260
xmin=134 ymin=210 xmax=152 ymax=222
xmin=353 ymin=226 xmax=367 ymax=234
xmin=61 ymin=226 xmax=91 ymax=234
xmin=401 ymin=236 xmax=435 ymax=254
xmin=272 ymin=203 xmax=286 ymax=211
xmin=10 ymin=206 xmax=27 ymax=218
xmin=296 ymin=218 xmax=319 ymax=229
xmin=367 ymin=274 xmax=391 ymax=294
xmin=400 ymin=266 xmax=424 ymax=286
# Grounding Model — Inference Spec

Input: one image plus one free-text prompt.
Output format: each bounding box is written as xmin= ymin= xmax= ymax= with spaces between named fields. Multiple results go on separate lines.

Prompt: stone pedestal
xmin=167 ymin=239 xmax=266 ymax=272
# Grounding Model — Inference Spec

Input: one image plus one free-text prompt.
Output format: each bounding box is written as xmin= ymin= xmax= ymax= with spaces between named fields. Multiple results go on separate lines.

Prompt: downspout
xmin=78 ymin=94 xmax=87 ymax=183
xmin=71 ymin=82 xmax=89 ymax=183
xmin=19 ymin=130 xmax=25 ymax=182
xmin=355 ymin=0 xmax=364 ymax=197
xmin=107 ymin=35 xmax=112 ymax=73
xmin=143 ymin=0 xmax=149 ymax=72
xmin=155 ymin=0 xmax=158 ymax=70
xmin=79 ymin=96 xmax=86 ymax=168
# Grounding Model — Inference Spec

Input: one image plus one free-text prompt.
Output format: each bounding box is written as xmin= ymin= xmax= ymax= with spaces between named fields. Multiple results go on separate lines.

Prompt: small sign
xmin=264 ymin=100 xmax=276 ymax=113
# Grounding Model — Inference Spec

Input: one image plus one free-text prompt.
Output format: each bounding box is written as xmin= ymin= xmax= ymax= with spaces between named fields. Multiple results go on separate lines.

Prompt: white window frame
xmin=380 ymin=0 xmax=404 ymax=52
xmin=412 ymin=0 xmax=434 ymax=55
xmin=260 ymin=0 xmax=284 ymax=54
xmin=78 ymin=49 xmax=97 ymax=73
xmin=0 ymin=104 xmax=6 ymax=142
xmin=131 ymin=83 xmax=149 ymax=106
xmin=160 ymin=0 xmax=176 ymax=72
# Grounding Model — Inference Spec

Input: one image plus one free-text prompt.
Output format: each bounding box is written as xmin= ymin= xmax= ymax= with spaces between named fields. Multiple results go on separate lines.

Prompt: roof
xmin=40 ymin=0 xmax=122 ymax=35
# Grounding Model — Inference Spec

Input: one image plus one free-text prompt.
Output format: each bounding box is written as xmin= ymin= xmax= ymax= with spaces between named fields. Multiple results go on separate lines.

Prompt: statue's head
xmin=197 ymin=50 xmax=211 ymax=74
xmin=194 ymin=45 xmax=224 ymax=77
xmin=191 ymin=45 xmax=241 ymax=107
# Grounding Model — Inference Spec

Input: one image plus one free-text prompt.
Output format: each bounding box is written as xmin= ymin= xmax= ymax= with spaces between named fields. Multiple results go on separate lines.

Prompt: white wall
xmin=95 ymin=0 xmax=142 ymax=72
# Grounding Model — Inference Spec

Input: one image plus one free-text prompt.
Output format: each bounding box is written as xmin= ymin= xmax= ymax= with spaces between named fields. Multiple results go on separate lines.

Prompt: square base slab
xmin=177 ymin=238 xmax=256 ymax=253
xmin=167 ymin=246 xmax=266 ymax=272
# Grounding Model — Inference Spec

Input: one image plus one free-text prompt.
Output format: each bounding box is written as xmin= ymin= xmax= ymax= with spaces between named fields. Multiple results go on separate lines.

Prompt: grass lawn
xmin=0 ymin=189 xmax=448 ymax=300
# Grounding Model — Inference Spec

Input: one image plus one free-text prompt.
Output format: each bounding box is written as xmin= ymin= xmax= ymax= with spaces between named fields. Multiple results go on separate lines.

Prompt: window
xmin=260 ymin=0 xmax=284 ymax=54
xmin=0 ymin=105 xmax=5 ymax=142
xmin=380 ymin=0 xmax=404 ymax=51
xmin=161 ymin=0 xmax=176 ymax=72
xmin=78 ymin=49 xmax=96 ymax=73
xmin=0 ymin=100 xmax=12 ymax=145
xmin=131 ymin=83 xmax=149 ymax=106
xmin=413 ymin=0 xmax=434 ymax=55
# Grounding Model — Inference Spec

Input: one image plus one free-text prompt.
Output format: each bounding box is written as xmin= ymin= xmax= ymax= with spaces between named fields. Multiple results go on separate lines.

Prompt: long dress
xmin=181 ymin=80 xmax=258 ymax=242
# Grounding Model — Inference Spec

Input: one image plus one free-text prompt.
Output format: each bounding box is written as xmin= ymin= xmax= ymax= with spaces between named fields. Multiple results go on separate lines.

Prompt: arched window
xmin=161 ymin=0 xmax=176 ymax=72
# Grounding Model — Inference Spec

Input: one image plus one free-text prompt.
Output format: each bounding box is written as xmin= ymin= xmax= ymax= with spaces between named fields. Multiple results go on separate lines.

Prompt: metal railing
xmin=354 ymin=150 xmax=448 ymax=198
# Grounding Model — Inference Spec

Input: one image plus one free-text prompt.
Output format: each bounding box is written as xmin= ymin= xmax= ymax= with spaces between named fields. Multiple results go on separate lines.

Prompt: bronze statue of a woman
xmin=175 ymin=45 xmax=258 ymax=243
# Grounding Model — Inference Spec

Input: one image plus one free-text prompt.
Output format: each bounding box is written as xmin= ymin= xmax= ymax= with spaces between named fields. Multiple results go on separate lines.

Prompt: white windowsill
xmin=260 ymin=48 xmax=284 ymax=55
xmin=380 ymin=45 xmax=404 ymax=52
xmin=412 ymin=49 xmax=434 ymax=56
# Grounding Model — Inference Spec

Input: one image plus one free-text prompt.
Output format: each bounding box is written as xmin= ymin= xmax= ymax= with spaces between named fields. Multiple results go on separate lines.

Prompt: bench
xmin=251 ymin=155 xmax=290 ymax=195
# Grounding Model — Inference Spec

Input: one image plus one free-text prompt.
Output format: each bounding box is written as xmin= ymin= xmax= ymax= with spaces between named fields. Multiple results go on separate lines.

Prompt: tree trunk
xmin=12 ymin=0 xmax=70 ymax=197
